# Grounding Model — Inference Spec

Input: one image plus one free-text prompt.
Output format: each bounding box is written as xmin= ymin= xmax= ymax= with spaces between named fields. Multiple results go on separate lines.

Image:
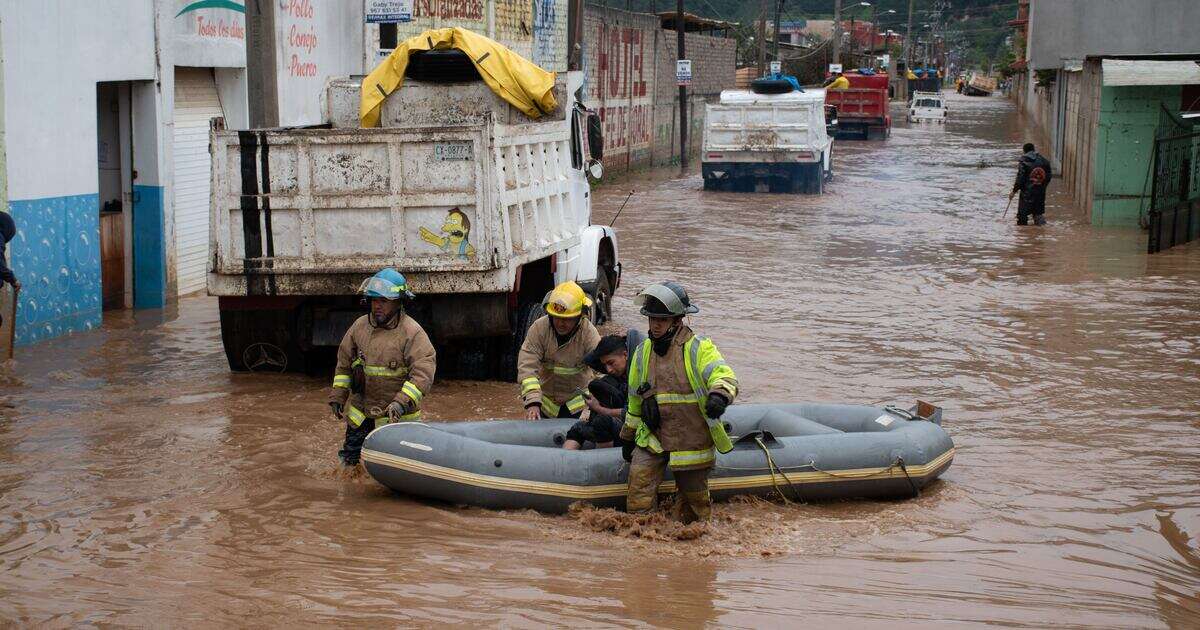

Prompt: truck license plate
xmin=434 ymin=142 xmax=473 ymax=161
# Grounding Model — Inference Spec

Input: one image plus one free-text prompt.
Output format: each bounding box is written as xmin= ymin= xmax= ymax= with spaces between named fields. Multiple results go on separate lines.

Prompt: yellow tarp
xmin=360 ymin=27 xmax=557 ymax=128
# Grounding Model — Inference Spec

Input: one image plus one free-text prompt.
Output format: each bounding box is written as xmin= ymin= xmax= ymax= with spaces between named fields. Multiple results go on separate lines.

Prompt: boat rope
xmin=897 ymin=457 xmax=920 ymax=498
xmin=753 ymin=436 xmax=804 ymax=505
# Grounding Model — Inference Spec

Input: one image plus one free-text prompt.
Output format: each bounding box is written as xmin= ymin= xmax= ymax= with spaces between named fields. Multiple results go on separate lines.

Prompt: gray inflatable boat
xmin=361 ymin=403 xmax=954 ymax=513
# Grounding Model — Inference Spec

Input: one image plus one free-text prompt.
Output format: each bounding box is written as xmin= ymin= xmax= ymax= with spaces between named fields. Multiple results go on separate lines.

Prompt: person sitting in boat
xmin=621 ymin=281 xmax=738 ymax=523
xmin=518 ymin=281 xmax=601 ymax=420
xmin=562 ymin=330 xmax=646 ymax=450
xmin=329 ymin=268 xmax=437 ymax=466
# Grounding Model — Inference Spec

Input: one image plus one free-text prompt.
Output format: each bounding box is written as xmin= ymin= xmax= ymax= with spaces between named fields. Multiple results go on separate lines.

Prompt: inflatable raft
xmin=361 ymin=403 xmax=954 ymax=513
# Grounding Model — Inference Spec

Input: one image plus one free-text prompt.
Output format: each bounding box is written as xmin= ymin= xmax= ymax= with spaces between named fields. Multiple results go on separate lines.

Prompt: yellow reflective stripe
xmin=401 ymin=381 xmax=423 ymax=403
xmin=351 ymin=357 xmax=364 ymax=368
xmin=565 ymin=395 xmax=587 ymax=414
xmin=521 ymin=377 xmax=542 ymax=396
xmin=624 ymin=413 xmax=641 ymax=429
xmin=550 ymin=364 xmax=584 ymax=375
xmin=332 ymin=374 xmax=352 ymax=389
xmin=363 ymin=365 xmax=407 ymax=377
xmin=540 ymin=397 xmax=562 ymax=417
xmin=346 ymin=405 xmax=368 ymax=428
xmin=669 ymin=447 xmax=716 ymax=469
xmin=654 ymin=392 xmax=702 ymax=405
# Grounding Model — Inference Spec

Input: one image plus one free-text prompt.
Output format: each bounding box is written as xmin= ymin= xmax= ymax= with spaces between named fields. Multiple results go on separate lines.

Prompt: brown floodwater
xmin=2 ymin=93 xmax=1199 ymax=627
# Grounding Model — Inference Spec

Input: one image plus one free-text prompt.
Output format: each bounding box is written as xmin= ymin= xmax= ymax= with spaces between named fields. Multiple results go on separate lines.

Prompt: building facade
xmin=0 ymin=0 xmax=363 ymax=345
xmin=1013 ymin=0 xmax=1200 ymax=228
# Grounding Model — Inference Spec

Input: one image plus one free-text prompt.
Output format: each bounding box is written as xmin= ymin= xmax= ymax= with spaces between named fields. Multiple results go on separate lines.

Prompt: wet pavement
xmin=2 ymin=93 xmax=1199 ymax=627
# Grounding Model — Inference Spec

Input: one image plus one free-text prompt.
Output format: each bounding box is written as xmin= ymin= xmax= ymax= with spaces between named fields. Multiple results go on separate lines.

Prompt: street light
xmin=871 ymin=8 xmax=896 ymax=67
xmin=849 ymin=2 xmax=871 ymax=63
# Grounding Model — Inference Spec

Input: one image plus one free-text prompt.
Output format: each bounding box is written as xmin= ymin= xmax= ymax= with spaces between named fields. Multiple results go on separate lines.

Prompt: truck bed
xmin=208 ymin=121 xmax=583 ymax=295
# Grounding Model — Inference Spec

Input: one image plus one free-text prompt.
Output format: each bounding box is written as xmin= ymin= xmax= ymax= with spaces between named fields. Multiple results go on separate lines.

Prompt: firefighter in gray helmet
xmin=619 ymin=281 xmax=738 ymax=522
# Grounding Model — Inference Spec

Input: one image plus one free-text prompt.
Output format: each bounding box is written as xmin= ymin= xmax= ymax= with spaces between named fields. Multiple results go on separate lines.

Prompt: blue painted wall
xmin=133 ymin=184 xmax=166 ymax=309
xmin=8 ymin=193 xmax=102 ymax=345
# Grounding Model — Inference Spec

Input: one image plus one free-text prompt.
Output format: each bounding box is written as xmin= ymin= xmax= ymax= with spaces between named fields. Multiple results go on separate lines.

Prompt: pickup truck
xmin=207 ymin=52 xmax=619 ymax=378
xmin=701 ymin=82 xmax=834 ymax=194
xmin=824 ymin=72 xmax=891 ymax=140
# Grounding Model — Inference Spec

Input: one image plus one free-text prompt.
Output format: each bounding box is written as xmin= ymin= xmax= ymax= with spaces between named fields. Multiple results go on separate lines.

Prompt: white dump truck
xmin=908 ymin=91 xmax=947 ymax=123
xmin=207 ymin=51 xmax=618 ymax=378
xmin=701 ymin=83 xmax=835 ymax=194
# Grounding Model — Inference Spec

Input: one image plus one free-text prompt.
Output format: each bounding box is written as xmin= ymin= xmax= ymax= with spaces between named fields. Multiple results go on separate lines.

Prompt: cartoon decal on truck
xmin=419 ymin=208 xmax=476 ymax=259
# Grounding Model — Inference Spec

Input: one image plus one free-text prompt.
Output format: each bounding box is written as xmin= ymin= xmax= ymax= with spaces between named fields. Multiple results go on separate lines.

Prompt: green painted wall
xmin=1091 ymin=84 xmax=1181 ymax=226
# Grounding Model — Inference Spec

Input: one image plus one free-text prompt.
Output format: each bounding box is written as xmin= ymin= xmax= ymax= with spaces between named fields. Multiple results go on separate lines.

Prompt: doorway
xmin=96 ymin=82 xmax=134 ymax=311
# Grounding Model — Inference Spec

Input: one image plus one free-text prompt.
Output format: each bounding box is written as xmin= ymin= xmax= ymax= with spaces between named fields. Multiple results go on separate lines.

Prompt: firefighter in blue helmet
xmin=620 ymin=281 xmax=738 ymax=523
xmin=329 ymin=268 xmax=437 ymax=466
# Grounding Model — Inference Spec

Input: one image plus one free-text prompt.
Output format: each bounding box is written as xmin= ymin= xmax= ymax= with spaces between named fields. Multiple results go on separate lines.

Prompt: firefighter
xmin=1009 ymin=142 xmax=1053 ymax=226
xmin=518 ymin=281 xmax=601 ymax=420
xmin=619 ymin=282 xmax=738 ymax=523
xmin=329 ymin=268 xmax=437 ymax=466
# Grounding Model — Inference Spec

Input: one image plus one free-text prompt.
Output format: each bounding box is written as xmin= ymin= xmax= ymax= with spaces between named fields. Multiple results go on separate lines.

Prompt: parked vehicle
xmin=701 ymin=80 xmax=834 ymax=194
xmin=824 ymin=72 xmax=891 ymax=140
xmin=963 ymin=73 xmax=997 ymax=96
xmin=208 ymin=50 xmax=619 ymax=378
xmin=908 ymin=91 xmax=947 ymax=123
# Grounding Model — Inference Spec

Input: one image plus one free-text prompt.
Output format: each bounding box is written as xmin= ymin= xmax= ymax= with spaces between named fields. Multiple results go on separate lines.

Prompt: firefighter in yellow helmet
xmin=517 ymin=281 xmax=601 ymax=420
xmin=620 ymin=281 xmax=737 ymax=523
xmin=329 ymin=268 xmax=437 ymax=466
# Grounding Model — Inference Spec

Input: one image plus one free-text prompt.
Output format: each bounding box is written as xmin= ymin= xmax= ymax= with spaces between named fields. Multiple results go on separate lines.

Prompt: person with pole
xmin=1009 ymin=142 xmax=1053 ymax=226
xmin=620 ymin=281 xmax=738 ymax=523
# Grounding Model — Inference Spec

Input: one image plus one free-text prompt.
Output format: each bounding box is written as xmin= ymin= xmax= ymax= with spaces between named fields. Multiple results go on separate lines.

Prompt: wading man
xmin=620 ymin=282 xmax=737 ymax=523
xmin=1009 ymin=142 xmax=1053 ymax=226
xmin=330 ymin=268 xmax=436 ymax=466
xmin=518 ymin=281 xmax=600 ymax=420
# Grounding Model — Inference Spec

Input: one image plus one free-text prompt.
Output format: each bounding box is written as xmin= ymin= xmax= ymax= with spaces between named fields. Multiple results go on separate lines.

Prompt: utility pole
xmin=902 ymin=0 xmax=914 ymax=68
xmin=756 ymin=0 xmax=767 ymax=75
xmin=831 ymin=0 xmax=842 ymax=67
xmin=677 ymin=0 xmax=688 ymax=169
xmin=772 ymin=0 xmax=783 ymax=61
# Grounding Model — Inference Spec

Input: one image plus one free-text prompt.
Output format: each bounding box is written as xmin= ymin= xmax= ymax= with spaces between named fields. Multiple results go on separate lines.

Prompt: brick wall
xmin=582 ymin=5 xmax=736 ymax=172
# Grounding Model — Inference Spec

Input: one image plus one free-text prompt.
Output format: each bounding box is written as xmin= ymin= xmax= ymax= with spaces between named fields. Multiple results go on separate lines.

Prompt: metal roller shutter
xmin=173 ymin=68 xmax=224 ymax=296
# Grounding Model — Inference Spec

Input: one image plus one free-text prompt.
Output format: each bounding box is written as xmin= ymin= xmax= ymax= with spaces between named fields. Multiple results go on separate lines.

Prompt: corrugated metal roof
xmin=1102 ymin=60 xmax=1200 ymax=86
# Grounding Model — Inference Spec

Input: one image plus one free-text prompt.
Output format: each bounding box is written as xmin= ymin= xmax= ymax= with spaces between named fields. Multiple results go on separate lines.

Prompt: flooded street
xmin=2 ymin=94 xmax=1199 ymax=626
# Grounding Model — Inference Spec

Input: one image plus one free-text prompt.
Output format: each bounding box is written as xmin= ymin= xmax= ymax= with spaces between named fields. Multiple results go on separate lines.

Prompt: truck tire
xmin=590 ymin=265 xmax=612 ymax=325
xmin=751 ymin=78 xmax=793 ymax=94
xmin=404 ymin=49 xmax=482 ymax=83
xmin=220 ymin=308 xmax=308 ymax=373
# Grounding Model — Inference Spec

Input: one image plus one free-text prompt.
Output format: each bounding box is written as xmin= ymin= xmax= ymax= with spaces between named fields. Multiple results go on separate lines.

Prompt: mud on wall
xmin=581 ymin=5 xmax=735 ymax=172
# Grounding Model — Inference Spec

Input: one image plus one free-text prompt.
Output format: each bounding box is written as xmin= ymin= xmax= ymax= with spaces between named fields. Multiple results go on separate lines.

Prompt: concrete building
xmin=1012 ymin=0 xmax=1200 ymax=228
xmin=582 ymin=6 xmax=736 ymax=172
xmin=0 ymin=0 xmax=362 ymax=345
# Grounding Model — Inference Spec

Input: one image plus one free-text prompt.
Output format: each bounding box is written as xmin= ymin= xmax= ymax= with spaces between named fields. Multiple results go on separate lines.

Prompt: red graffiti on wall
xmin=413 ymin=0 xmax=484 ymax=20
xmin=594 ymin=23 xmax=651 ymax=155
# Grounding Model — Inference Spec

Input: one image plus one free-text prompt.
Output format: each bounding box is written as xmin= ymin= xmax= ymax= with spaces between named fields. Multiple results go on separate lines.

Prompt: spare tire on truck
xmin=751 ymin=78 xmax=793 ymax=94
xmin=405 ymin=49 xmax=482 ymax=83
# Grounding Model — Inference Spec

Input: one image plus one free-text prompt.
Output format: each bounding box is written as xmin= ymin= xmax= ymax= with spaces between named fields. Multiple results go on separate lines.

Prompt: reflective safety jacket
xmin=620 ymin=326 xmax=738 ymax=470
xmin=329 ymin=314 xmax=437 ymax=427
xmin=517 ymin=315 xmax=599 ymax=417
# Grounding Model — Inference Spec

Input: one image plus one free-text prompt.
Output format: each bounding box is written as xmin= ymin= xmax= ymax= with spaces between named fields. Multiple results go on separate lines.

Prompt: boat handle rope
xmin=723 ymin=445 xmax=921 ymax=500
xmin=753 ymin=436 xmax=805 ymax=505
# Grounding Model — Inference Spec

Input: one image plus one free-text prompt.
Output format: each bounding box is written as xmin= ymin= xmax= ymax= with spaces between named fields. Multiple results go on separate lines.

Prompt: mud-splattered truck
xmin=207 ymin=53 xmax=618 ymax=378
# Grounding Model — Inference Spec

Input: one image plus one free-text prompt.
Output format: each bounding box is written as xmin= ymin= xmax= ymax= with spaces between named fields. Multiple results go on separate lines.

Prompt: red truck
xmin=824 ymin=72 xmax=891 ymax=140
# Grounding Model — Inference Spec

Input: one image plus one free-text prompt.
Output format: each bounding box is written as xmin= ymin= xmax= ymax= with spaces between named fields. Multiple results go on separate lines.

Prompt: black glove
xmin=641 ymin=396 xmax=662 ymax=435
xmin=330 ymin=402 xmax=344 ymax=420
xmin=351 ymin=361 xmax=366 ymax=394
xmin=705 ymin=392 xmax=729 ymax=419
xmin=621 ymin=441 xmax=635 ymax=462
